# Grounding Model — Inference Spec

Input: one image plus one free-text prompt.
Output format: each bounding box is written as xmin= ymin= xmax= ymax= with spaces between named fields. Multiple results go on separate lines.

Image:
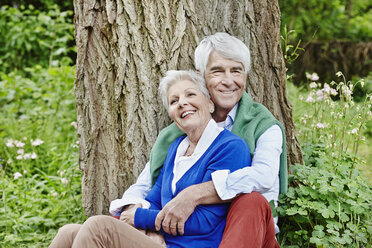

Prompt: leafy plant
xmin=278 ymin=73 xmax=372 ymax=247
xmin=0 ymin=5 xmax=74 ymax=74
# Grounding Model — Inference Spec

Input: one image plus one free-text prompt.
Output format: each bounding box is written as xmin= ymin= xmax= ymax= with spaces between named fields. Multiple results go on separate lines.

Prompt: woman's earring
xmin=210 ymin=107 xmax=214 ymax=113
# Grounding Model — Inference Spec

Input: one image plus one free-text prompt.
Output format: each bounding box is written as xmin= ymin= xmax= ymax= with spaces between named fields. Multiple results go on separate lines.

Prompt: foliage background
xmin=0 ymin=0 xmax=371 ymax=247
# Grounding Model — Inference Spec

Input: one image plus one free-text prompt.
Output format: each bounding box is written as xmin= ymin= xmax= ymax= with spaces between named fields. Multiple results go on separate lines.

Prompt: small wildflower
xmin=336 ymin=71 xmax=343 ymax=77
xmin=23 ymin=137 xmax=27 ymax=141
xmin=71 ymin=121 xmax=78 ymax=129
xmin=31 ymin=139 xmax=44 ymax=146
xmin=306 ymin=93 xmax=315 ymax=103
xmin=310 ymin=73 xmax=319 ymax=81
xmin=310 ymin=82 xmax=317 ymax=88
xmin=345 ymin=103 xmax=349 ymax=109
xmin=31 ymin=152 xmax=37 ymax=159
xmin=330 ymin=88 xmax=338 ymax=96
xmin=14 ymin=172 xmax=22 ymax=179
xmin=15 ymin=141 xmax=25 ymax=148
xmin=316 ymin=90 xmax=326 ymax=101
xmin=23 ymin=153 xmax=31 ymax=159
xmin=61 ymin=192 xmax=66 ymax=196
xmin=61 ymin=178 xmax=69 ymax=184
xmin=299 ymin=95 xmax=304 ymax=101
xmin=6 ymin=139 xmax=14 ymax=147
xmin=316 ymin=123 xmax=325 ymax=129
xmin=351 ymin=128 xmax=358 ymax=134
xmin=60 ymin=171 xmax=65 ymax=177
xmin=312 ymin=185 xmax=316 ymax=190
xmin=17 ymin=149 xmax=24 ymax=155
xmin=51 ymin=191 xmax=58 ymax=197
xmin=7 ymin=159 xmax=12 ymax=164
xmin=16 ymin=155 xmax=23 ymax=160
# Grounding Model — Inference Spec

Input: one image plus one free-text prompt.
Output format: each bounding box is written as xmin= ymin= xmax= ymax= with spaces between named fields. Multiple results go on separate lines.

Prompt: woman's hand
xmin=120 ymin=203 xmax=142 ymax=226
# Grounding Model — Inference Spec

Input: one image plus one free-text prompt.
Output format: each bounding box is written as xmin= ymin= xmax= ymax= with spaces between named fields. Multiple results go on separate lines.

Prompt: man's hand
xmin=155 ymin=186 xmax=198 ymax=236
xmin=120 ymin=203 xmax=142 ymax=226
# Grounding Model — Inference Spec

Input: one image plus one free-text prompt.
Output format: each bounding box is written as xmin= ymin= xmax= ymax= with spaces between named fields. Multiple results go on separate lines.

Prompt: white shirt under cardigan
xmin=109 ymin=104 xmax=282 ymax=233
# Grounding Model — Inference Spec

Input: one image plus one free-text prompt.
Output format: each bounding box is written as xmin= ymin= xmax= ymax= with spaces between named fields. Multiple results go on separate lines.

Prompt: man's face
xmin=204 ymin=50 xmax=247 ymax=121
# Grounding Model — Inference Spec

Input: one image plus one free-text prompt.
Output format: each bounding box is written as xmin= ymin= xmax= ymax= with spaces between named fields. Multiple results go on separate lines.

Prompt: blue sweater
xmin=134 ymin=129 xmax=251 ymax=248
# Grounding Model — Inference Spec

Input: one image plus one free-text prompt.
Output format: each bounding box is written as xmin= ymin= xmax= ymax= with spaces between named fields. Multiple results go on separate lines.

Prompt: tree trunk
xmin=74 ymin=0 xmax=303 ymax=216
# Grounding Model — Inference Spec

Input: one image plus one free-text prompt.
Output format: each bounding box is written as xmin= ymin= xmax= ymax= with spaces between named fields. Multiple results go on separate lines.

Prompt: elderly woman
xmin=49 ymin=70 xmax=251 ymax=248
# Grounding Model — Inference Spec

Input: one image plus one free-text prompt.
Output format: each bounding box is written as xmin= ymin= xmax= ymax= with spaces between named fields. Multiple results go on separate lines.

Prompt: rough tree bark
xmin=74 ymin=0 xmax=303 ymax=216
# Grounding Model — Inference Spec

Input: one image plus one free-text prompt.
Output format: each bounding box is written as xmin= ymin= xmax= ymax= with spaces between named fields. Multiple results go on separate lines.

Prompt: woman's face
xmin=167 ymin=80 xmax=214 ymax=134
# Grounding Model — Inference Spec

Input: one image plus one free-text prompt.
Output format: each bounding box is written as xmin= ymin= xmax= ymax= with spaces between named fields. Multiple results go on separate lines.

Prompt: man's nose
xmin=221 ymin=72 xmax=234 ymax=85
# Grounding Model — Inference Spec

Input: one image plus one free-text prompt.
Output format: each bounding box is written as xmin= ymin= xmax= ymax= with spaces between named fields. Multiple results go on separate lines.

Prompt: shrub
xmin=278 ymin=73 xmax=372 ymax=247
xmin=0 ymin=5 xmax=74 ymax=74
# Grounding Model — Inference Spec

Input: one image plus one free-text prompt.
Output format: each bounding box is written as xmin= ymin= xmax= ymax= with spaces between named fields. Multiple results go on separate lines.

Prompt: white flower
xmin=31 ymin=139 xmax=44 ymax=146
xmin=351 ymin=128 xmax=358 ymax=134
xmin=316 ymin=122 xmax=325 ymax=129
xmin=31 ymin=152 xmax=37 ymax=159
xmin=306 ymin=94 xmax=315 ymax=103
xmin=60 ymin=171 xmax=65 ymax=177
xmin=23 ymin=153 xmax=31 ymax=159
xmin=14 ymin=172 xmax=22 ymax=179
xmin=16 ymin=155 xmax=23 ymax=160
xmin=70 ymin=122 xmax=78 ymax=129
xmin=23 ymin=137 xmax=27 ymax=141
xmin=330 ymin=88 xmax=338 ymax=96
xmin=6 ymin=139 xmax=14 ymax=147
xmin=299 ymin=95 xmax=304 ymax=101
xmin=310 ymin=82 xmax=318 ymax=88
xmin=61 ymin=178 xmax=69 ymax=184
xmin=51 ymin=191 xmax=58 ymax=197
xmin=7 ymin=159 xmax=12 ymax=164
xmin=23 ymin=170 xmax=27 ymax=174
xmin=15 ymin=141 xmax=25 ymax=147
xmin=316 ymin=90 xmax=326 ymax=101
xmin=310 ymin=73 xmax=319 ymax=81
xmin=17 ymin=149 xmax=24 ymax=155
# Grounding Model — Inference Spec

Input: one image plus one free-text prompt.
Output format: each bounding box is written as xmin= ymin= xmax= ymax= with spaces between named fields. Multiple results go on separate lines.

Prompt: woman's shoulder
xmin=214 ymin=129 xmax=249 ymax=150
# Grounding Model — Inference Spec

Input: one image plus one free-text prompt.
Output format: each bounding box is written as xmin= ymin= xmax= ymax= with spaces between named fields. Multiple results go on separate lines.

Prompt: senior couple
xmin=50 ymin=32 xmax=286 ymax=248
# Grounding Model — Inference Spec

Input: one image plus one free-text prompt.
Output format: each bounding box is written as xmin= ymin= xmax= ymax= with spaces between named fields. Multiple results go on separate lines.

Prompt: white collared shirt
xmin=171 ymin=119 xmax=223 ymax=194
xmin=109 ymin=103 xmax=282 ymax=234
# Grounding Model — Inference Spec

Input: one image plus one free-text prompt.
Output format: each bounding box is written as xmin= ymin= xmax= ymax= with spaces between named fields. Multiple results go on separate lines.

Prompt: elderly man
xmin=110 ymin=32 xmax=286 ymax=248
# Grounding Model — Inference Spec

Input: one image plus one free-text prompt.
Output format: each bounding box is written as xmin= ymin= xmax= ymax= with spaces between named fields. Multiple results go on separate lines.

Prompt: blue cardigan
xmin=134 ymin=129 xmax=251 ymax=248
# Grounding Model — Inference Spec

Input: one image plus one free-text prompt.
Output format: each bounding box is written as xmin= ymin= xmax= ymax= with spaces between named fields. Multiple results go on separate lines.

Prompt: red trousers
xmin=219 ymin=192 xmax=280 ymax=248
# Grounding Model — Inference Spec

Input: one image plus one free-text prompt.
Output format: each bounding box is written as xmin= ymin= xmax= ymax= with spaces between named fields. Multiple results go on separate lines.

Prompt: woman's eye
xmin=170 ymin=99 xmax=178 ymax=105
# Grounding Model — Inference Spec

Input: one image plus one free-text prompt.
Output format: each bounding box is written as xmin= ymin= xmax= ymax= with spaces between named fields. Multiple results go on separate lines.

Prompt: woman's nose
xmin=178 ymin=96 xmax=188 ymax=107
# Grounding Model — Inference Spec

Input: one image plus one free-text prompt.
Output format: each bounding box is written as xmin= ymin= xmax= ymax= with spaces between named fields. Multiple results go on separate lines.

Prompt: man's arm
xmin=156 ymin=125 xmax=282 ymax=234
xmin=109 ymin=162 xmax=152 ymax=216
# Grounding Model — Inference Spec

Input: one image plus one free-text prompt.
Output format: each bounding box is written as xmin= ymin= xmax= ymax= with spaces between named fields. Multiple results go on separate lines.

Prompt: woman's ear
xmin=209 ymin=99 xmax=215 ymax=114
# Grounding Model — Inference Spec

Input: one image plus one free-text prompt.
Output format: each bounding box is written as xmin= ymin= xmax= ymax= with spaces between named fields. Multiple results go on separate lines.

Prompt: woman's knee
xmin=57 ymin=224 xmax=82 ymax=238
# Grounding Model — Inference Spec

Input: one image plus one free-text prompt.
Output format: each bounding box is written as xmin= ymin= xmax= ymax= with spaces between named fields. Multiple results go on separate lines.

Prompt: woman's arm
xmin=158 ymin=138 xmax=251 ymax=235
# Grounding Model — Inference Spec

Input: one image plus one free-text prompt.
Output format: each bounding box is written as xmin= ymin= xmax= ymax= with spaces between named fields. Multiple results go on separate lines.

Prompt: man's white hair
xmin=194 ymin=32 xmax=251 ymax=76
xmin=158 ymin=70 xmax=210 ymax=111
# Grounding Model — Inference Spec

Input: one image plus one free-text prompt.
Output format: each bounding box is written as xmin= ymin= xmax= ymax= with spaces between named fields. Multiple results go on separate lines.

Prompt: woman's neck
xmin=185 ymin=118 xmax=211 ymax=151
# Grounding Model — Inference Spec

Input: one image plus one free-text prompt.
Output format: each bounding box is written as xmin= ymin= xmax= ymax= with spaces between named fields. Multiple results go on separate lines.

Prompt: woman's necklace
xmin=185 ymin=146 xmax=194 ymax=157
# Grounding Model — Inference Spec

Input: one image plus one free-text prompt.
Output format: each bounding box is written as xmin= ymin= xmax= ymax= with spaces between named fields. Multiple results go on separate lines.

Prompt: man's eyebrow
xmin=209 ymin=66 xmax=224 ymax=71
xmin=232 ymin=66 xmax=244 ymax=71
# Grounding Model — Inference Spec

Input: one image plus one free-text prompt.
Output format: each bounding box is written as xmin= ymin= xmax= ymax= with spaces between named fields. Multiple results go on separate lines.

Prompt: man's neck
xmin=212 ymin=108 xmax=231 ymax=122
